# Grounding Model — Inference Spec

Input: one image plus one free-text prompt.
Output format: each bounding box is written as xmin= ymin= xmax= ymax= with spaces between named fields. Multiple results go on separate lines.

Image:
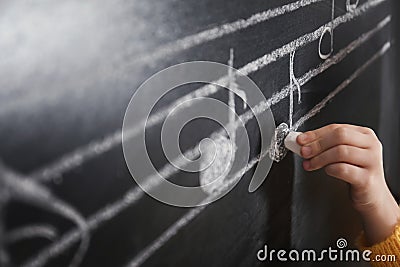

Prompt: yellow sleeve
xmin=356 ymin=224 xmax=400 ymax=267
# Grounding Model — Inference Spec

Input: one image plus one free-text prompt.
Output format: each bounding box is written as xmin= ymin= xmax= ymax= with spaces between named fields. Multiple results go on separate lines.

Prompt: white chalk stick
xmin=284 ymin=131 xmax=302 ymax=156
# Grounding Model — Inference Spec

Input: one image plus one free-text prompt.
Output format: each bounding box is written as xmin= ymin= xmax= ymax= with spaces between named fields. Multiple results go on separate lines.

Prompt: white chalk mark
xmin=289 ymin=53 xmax=294 ymax=128
xmin=29 ymin=0 xmax=387 ymax=184
xmin=125 ymin=40 xmax=392 ymax=267
xmin=346 ymin=0 xmax=360 ymax=12
xmin=264 ymin=14 xmax=390 ymax=115
xmin=0 ymin=0 xmax=327 ymax=119
xmin=199 ymin=49 xmax=238 ymax=194
xmin=0 ymin=163 xmax=89 ymax=267
xmin=293 ymin=42 xmax=390 ymax=131
xmin=319 ymin=0 xmax=335 ymax=59
xmin=22 ymin=146 xmax=200 ymax=267
xmin=269 ymin=123 xmax=290 ymax=162
xmin=227 ymin=48 xmax=239 ymax=137
xmin=289 ymin=51 xmax=301 ymax=128
xmin=228 ymin=48 xmax=248 ymax=123
xmin=123 ymin=0 xmax=325 ymax=67
xmin=125 ymin=150 xmax=267 ymax=267
xmin=291 ymin=52 xmax=302 ymax=104
xmin=235 ymin=0 xmax=385 ymax=77
xmin=30 ymin=130 xmax=123 ymax=182
xmin=199 ymin=49 xmax=249 ymax=194
xmin=127 ymin=207 xmax=207 ymax=267
xmin=0 ymin=193 xmax=9 ymax=266
xmin=21 ymin=16 xmax=391 ymax=267
xmin=5 ymin=225 xmax=58 ymax=244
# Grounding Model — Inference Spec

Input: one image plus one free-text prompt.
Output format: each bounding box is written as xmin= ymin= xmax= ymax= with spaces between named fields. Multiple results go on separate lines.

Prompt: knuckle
xmin=364 ymin=127 xmax=381 ymax=142
xmin=364 ymin=127 xmax=377 ymax=137
xmin=307 ymin=131 xmax=317 ymax=141
xmin=334 ymin=127 xmax=348 ymax=143
xmin=329 ymin=124 xmax=340 ymax=131
xmin=335 ymin=164 xmax=349 ymax=177
xmin=312 ymin=140 xmax=322 ymax=154
xmin=325 ymin=164 xmax=349 ymax=177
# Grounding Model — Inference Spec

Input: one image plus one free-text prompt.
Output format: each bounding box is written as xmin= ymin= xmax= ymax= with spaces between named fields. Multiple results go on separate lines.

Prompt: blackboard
xmin=0 ymin=0 xmax=398 ymax=266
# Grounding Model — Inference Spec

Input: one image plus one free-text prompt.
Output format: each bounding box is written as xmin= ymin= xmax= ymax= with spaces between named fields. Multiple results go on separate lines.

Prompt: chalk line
xmin=125 ymin=150 xmax=266 ymax=267
xmin=22 ymin=146 xmax=200 ymax=267
xmin=21 ymin=16 xmax=390 ymax=267
xmin=292 ymin=41 xmax=391 ymax=130
xmin=289 ymin=50 xmax=301 ymax=128
xmin=255 ymin=15 xmax=390 ymax=113
xmin=122 ymin=0 xmax=324 ymax=66
xmin=0 ymin=0 xmax=323 ymax=118
xmin=238 ymin=0 xmax=386 ymax=76
xmin=0 ymin=162 xmax=90 ymax=267
xmin=199 ymin=48 xmax=238 ymax=194
xmin=4 ymin=225 xmax=58 ymax=244
xmin=30 ymin=0 xmax=387 ymax=183
xmin=124 ymin=41 xmax=392 ymax=267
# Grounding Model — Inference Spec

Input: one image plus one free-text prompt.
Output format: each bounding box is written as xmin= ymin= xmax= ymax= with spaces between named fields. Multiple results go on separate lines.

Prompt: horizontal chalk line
xmin=0 ymin=163 xmax=90 ymax=267
xmin=122 ymin=0 xmax=324 ymax=66
xmin=5 ymin=224 xmax=57 ymax=244
xmin=124 ymin=41 xmax=391 ymax=267
xmin=0 ymin=0 xmax=323 ymax=117
xmin=292 ymin=41 xmax=391 ymax=130
xmin=22 ymin=15 xmax=390 ymax=267
xmin=125 ymin=151 xmax=264 ymax=267
xmin=30 ymin=0 xmax=387 ymax=183
xmin=21 ymin=147 xmax=200 ymax=267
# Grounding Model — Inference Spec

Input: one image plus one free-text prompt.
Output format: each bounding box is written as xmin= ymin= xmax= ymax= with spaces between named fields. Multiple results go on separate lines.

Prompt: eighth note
xmin=199 ymin=48 xmax=247 ymax=194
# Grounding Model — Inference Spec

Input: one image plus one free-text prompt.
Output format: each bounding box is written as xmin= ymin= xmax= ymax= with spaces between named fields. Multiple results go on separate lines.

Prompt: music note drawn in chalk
xmin=319 ymin=0 xmax=335 ymax=59
xmin=199 ymin=48 xmax=247 ymax=195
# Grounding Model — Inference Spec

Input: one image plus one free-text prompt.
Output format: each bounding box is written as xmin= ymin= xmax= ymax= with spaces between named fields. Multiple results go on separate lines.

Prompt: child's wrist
xmin=359 ymin=188 xmax=400 ymax=245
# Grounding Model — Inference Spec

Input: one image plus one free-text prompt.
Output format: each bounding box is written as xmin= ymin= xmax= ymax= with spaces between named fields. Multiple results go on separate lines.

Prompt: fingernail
xmin=303 ymin=160 xmax=311 ymax=170
xmin=298 ymin=133 xmax=308 ymax=143
xmin=301 ymin=146 xmax=312 ymax=157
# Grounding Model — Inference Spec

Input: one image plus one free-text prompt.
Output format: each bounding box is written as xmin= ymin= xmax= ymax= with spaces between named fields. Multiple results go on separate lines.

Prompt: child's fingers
xmin=303 ymin=145 xmax=369 ymax=171
xmin=297 ymin=124 xmax=373 ymax=146
xmin=297 ymin=124 xmax=335 ymax=145
xmin=299 ymin=128 xmax=371 ymax=159
xmin=324 ymin=162 xmax=364 ymax=186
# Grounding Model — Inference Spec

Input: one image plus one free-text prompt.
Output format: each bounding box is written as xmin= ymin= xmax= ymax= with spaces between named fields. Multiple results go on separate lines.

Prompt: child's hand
xmin=297 ymin=124 xmax=384 ymax=211
xmin=297 ymin=124 xmax=400 ymax=245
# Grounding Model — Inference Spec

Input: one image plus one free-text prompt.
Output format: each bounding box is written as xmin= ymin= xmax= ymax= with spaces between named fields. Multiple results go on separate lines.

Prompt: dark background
xmin=0 ymin=0 xmax=397 ymax=266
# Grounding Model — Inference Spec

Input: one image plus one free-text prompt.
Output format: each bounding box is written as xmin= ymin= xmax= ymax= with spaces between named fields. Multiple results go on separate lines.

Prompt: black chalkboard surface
xmin=0 ymin=0 xmax=398 ymax=267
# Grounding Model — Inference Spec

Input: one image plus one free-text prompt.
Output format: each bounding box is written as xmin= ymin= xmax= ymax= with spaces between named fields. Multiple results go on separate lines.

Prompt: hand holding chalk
xmin=290 ymin=124 xmax=400 ymax=247
xmin=268 ymin=123 xmax=302 ymax=162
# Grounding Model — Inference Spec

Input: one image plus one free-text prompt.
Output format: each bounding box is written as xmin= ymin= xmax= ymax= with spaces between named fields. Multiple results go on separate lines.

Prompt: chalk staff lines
xmin=30 ymin=0 xmax=388 ymax=184
xmin=125 ymin=150 xmax=267 ymax=267
xmin=0 ymin=0 xmax=324 ymax=118
xmin=124 ymin=41 xmax=392 ymax=267
xmin=22 ymin=14 xmax=391 ymax=267
xmin=293 ymin=42 xmax=391 ymax=131
xmin=124 ymin=42 xmax=391 ymax=267
xmin=121 ymin=0 xmax=324 ymax=67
